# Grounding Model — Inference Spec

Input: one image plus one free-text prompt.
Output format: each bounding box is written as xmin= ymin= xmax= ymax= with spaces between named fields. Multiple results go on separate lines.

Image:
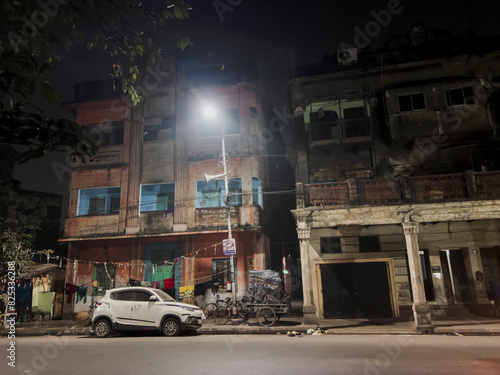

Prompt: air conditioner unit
xmin=337 ymin=48 xmax=358 ymax=66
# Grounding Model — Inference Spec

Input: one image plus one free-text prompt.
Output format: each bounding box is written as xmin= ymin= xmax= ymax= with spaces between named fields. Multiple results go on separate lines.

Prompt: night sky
xmin=12 ymin=0 xmax=500 ymax=195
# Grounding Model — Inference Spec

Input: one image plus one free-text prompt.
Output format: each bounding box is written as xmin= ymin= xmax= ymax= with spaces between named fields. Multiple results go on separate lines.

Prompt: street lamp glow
xmin=203 ymin=106 xmax=218 ymax=118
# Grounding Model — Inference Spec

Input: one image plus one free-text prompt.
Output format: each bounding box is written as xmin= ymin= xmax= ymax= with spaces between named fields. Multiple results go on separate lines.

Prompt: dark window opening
xmin=446 ymin=87 xmax=475 ymax=106
xmin=359 ymin=236 xmax=381 ymax=253
xmin=143 ymin=115 xmax=176 ymax=142
xmin=398 ymin=93 xmax=426 ymax=112
xmin=88 ymin=121 xmax=124 ymax=146
xmin=320 ymin=237 xmax=342 ymax=254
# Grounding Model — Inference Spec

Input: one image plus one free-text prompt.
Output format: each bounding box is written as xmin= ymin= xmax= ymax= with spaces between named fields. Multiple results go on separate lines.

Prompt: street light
xmin=203 ymin=105 xmax=238 ymax=323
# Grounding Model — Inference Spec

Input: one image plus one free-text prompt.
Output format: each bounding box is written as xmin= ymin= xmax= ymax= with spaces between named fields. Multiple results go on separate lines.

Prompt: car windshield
xmin=153 ymin=289 xmax=175 ymax=302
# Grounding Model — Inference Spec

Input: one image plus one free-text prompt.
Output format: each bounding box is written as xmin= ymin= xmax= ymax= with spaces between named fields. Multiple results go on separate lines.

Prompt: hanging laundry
xmin=151 ymin=281 xmax=161 ymax=289
xmin=65 ymin=283 xmax=77 ymax=303
xmin=163 ymin=278 xmax=174 ymax=290
xmin=194 ymin=280 xmax=213 ymax=296
xmin=76 ymin=286 xmax=88 ymax=303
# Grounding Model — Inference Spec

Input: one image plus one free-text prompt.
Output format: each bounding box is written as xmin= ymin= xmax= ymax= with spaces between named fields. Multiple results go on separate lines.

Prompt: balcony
xmin=300 ymin=170 xmax=500 ymax=208
xmin=308 ymin=118 xmax=371 ymax=146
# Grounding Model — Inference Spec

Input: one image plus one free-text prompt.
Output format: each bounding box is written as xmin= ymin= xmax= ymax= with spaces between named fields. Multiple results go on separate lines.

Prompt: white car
xmin=91 ymin=286 xmax=203 ymax=338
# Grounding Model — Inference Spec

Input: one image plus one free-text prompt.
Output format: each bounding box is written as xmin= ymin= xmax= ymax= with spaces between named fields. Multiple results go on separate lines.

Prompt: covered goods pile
xmin=248 ymin=269 xmax=283 ymax=303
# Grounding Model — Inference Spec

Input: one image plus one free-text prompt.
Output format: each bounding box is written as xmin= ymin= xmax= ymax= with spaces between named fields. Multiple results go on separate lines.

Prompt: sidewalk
xmin=2 ymin=314 xmax=500 ymax=337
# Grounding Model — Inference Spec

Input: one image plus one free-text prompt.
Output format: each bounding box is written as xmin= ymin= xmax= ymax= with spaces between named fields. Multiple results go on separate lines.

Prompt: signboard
xmin=222 ymin=239 xmax=236 ymax=256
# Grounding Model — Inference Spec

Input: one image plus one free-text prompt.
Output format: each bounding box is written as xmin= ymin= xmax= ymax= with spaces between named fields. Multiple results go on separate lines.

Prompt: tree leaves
xmin=0 ymin=186 xmax=58 ymax=279
xmin=0 ymin=0 xmax=193 ymax=165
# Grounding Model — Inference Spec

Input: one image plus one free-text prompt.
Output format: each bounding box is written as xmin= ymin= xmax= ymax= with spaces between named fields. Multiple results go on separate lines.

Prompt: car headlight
xmin=181 ymin=306 xmax=199 ymax=312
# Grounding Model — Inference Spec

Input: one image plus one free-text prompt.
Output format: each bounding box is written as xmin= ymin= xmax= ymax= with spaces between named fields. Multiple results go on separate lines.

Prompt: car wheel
xmin=94 ymin=319 xmax=111 ymax=338
xmin=162 ymin=317 xmax=180 ymax=337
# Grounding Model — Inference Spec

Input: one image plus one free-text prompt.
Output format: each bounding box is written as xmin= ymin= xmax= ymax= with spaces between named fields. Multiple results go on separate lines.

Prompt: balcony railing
xmin=475 ymin=171 xmax=500 ymax=199
xmin=308 ymin=182 xmax=348 ymax=206
xmin=411 ymin=173 xmax=465 ymax=202
xmin=300 ymin=170 xmax=500 ymax=208
xmin=309 ymin=118 xmax=371 ymax=143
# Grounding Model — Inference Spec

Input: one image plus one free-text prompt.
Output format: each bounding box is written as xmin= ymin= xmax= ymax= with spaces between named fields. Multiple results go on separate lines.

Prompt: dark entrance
xmin=439 ymin=249 xmax=471 ymax=305
xmin=320 ymin=262 xmax=393 ymax=319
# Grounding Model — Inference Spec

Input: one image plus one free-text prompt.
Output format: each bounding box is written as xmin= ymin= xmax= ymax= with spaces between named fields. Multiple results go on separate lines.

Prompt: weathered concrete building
xmin=289 ymin=31 xmax=500 ymax=330
xmin=60 ymin=59 xmax=271 ymax=316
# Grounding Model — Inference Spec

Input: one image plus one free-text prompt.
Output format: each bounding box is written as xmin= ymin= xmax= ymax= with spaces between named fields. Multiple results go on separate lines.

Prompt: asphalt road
xmin=2 ymin=333 xmax=500 ymax=375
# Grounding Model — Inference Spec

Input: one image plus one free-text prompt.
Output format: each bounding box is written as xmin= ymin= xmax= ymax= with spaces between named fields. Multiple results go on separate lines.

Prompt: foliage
xmin=0 ymin=0 xmax=192 ymax=164
xmin=0 ymin=185 xmax=58 ymax=280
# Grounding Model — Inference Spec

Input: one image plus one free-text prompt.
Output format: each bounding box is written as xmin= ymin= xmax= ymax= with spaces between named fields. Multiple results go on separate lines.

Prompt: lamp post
xmin=204 ymin=106 xmax=238 ymax=323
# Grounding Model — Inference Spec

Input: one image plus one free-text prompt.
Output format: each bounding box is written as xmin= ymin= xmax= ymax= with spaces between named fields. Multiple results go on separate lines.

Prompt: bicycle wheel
xmin=203 ymin=303 xmax=217 ymax=320
xmin=214 ymin=306 xmax=230 ymax=325
xmin=256 ymin=306 xmax=276 ymax=327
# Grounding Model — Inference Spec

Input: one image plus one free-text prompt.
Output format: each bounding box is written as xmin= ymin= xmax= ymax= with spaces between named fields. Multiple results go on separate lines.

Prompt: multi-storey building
xmin=60 ymin=59 xmax=271 ymax=316
xmin=289 ymin=30 xmax=500 ymax=331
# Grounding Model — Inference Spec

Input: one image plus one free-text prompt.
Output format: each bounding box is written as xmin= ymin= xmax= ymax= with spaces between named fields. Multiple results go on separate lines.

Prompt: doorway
xmin=319 ymin=261 xmax=393 ymax=319
xmin=439 ymin=249 xmax=471 ymax=304
xmin=481 ymin=247 xmax=500 ymax=286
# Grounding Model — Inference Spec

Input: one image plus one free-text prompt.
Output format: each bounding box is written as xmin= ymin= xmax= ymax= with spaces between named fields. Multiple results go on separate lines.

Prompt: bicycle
xmin=202 ymin=294 xmax=230 ymax=320
xmin=213 ymin=296 xmax=250 ymax=325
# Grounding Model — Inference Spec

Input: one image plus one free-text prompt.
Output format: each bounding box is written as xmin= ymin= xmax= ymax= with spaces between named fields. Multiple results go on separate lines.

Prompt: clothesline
xmin=63 ymin=241 xmax=225 ymax=267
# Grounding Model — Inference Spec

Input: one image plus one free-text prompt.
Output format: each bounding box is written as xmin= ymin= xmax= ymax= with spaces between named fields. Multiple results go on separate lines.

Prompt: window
xmin=196 ymin=178 xmax=242 ymax=208
xmin=133 ymin=291 xmax=153 ymax=301
xmin=252 ymin=177 xmax=262 ymax=206
xmin=93 ymin=263 xmax=116 ymax=296
xmin=87 ymin=121 xmax=124 ymax=146
xmin=446 ymin=87 xmax=475 ymax=106
xmin=140 ymin=183 xmax=174 ymax=212
xmin=359 ymin=236 xmax=381 ymax=253
xmin=320 ymin=237 xmax=341 ymax=254
xmin=143 ymin=116 xmax=175 ymax=142
xmin=198 ymin=108 xmax=240 ymax=137
xmin=212 ymin=258 xmax=237 ymax=291
xmin=77 ymin=187 xmax=121 ymax=216
xmin=112 ymin=291 xmax=133 ymax=301
xmin=398 ymin=93 xmax=426 ymax=112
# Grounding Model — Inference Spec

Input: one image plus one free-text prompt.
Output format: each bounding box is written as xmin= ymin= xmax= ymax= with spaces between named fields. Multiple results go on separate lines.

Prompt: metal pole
xmin=221 ymin=130 xmax=238 ymax=322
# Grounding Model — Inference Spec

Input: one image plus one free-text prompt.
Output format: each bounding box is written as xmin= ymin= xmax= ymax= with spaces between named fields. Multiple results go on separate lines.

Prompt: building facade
xmin=289 ymin=32 xmax=500 ymax=330
xmin=60 ymin=59 xmax=271 ymax=316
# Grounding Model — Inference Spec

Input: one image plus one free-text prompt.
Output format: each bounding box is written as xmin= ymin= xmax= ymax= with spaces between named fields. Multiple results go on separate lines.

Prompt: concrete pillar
xmin=465 ymin=247 xmax=491 ymax=315
xmin=297 ymin=218 xmax=317 ymax=324
xmin=402 ymin=220 xmax=434 ymax=333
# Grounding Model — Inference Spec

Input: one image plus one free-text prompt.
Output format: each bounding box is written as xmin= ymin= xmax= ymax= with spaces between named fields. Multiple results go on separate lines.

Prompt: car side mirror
xmin=149 ymin=295 xmax=158 ymax=301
